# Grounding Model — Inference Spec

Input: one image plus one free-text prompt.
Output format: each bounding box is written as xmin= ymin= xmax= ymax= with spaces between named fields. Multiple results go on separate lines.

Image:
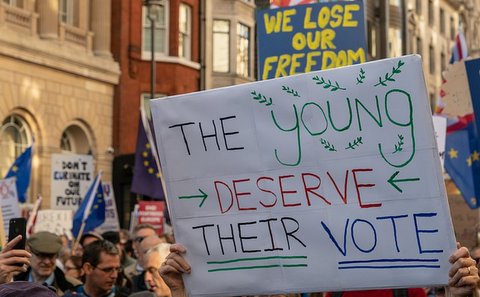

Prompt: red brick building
xmin=111 ymin=0 xmax=201 ymax=225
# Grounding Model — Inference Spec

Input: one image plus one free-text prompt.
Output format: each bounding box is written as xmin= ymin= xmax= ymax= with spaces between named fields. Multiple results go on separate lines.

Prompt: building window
xmin=59 ymin=0 xmax=75 ymax=25
xmin=236 ymin=23 xmax=250 ymax=77
xmin=388 ymin=28 xmax=402 ymax=58
xmin=0 ymin=115 xmax=31 ymax=177
xmin=367 ymin=20 xmax=377 ymax=59
xmin=416 ymin=0 xmax=422 ymax=15
xmin=450 ymin=16 xmax=455 ymax=40
xmin=213 ymin=20 xmax=230 ymax=73
xmin=179 ymin=3 xmax=191 ymax=60
xmin=60 ymin=125 xmax=91 ymax=155
xmin=389 ymin=0 xmax=401 ymax=6
xmin=428 ymin=0 xmax=434 ymax=26
xmin=429 ymin=44 xmax=435 ymax=74
xmin=142 ymin=1 xmax=169 ymax=57
xmin=440 ymin=8 xmax=445 ymax=34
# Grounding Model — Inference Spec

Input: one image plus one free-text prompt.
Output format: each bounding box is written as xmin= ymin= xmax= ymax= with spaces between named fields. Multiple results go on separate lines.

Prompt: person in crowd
xmin=57 ymin=244 xmax=71 ymax=273
xmin=73 ymin=232 xmax=104 ymax=257
xmin=14 ymin=231 xmax=81 ymax=296
xmin=64 ymin=254 xmax=83 ymax=281
xmin=119 ymin=229 xmax=134 ymax=258
xmin=130 ymin=242 xmax=172 ymax=297
xmin=131 ymin=235 xmax=167 ymax=293
xmin=159 ymin=244 xmax=480 ymax=297
xmin=124 ymin=224 xmax=158 ymax=285
xmin=0 ymin=235 xmax=31 ymax=284
xmin=102 ymin=231 xmax=136 ymax=269
xmin=0 ymin=281 xmax=58 ymax=297
xmin=64 ymin=240 xmax=121 ymax=297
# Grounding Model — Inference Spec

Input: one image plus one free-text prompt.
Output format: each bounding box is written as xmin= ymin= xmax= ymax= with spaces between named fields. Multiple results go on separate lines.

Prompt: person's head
xmin=132 ymin=224 xmax=157 ymax=257
xmin=102 ymin=230 xmax=128 ymax=263
xmin=27 ymin=232 xmax=62 ymax=282
xmin=119 ymin=229 xmax=133 ymax=257
xmin=82 ymin=240 xmax=120 ymax=295
xmin=143 ymin=243 xmax=171 ymax=297
xmin=80 ymin=231 xmax=103 ymax=247
xmin=64 ymin=255 xmax=83 ymax=280
xmin=74 ymin=232 xmax=103 ymax=257
xmin=138 ymin=235 xmax=166 ymax=268
xmin=0 ymin=281 xmax=57 ymax=297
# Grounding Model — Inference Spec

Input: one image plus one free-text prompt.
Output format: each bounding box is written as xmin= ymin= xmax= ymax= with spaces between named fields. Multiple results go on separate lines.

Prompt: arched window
xmin=60 ymin=125 xmax=92 ymax=155
xmin=0 ymin=115 xmax=32 ymax=176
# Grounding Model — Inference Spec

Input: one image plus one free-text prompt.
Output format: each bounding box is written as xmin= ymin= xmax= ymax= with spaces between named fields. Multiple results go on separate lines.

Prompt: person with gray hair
xmin=130 ymin=242 xmax=171 ymax=297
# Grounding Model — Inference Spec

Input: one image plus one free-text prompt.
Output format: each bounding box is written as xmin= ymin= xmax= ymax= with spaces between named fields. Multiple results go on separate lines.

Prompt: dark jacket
xmin=14 ymin=266 xmax=82 ymax=296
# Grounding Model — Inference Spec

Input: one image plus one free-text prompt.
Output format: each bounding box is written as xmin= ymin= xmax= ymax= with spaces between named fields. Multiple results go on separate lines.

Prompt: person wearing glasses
xmin=64 ymin=240 xmax=121 ymax=297
xmin=124 ymin=224 xmax=158 ymax=287
xmin=130 ymin=243 xmax=172 ymax=297
xmin=14 ymin=231 xmax=82 ymax=296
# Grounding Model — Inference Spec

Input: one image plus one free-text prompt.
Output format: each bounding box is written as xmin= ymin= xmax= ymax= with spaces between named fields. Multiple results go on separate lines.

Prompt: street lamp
xmin=144 ymin=0 xmax=162 ymax=100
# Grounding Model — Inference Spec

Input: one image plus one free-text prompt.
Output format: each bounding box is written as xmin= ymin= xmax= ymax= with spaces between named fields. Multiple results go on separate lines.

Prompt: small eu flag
xmin=5 ymin=146 xmax=32 ymax=203
xmin=72 ymin=173 xmax=106 ymax=238
xmin=131 ymin=114 xmax=165 ymax=199
xmin=444 ymin=121 xmax=480 ymax=209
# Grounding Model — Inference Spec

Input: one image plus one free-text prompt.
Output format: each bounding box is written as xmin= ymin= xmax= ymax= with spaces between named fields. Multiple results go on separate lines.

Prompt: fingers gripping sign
xmin=159 ymin=244 xmax=191 ymax=296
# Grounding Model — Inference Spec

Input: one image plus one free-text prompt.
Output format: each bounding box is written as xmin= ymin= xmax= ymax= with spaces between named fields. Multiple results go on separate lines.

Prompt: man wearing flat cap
xmin=14 ymin=231 xmax=82 ymax=296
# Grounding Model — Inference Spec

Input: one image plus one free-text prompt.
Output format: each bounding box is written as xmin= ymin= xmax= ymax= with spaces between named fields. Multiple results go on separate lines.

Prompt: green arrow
xmin=387 ymin=171 xmax=420 ymax=193
xmin=178 ymin=189 xmax=208 ymax=207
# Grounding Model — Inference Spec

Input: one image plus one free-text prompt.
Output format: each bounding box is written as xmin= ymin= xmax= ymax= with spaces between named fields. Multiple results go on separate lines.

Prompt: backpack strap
xmin=393 ymin=288 xmax=409 ymax=297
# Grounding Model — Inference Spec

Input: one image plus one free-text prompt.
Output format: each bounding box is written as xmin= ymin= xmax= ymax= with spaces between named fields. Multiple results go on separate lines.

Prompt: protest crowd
xmin=2 ymin=1 xmax=480 ymax=297
xmin=0 ymin=219 xmax=478 ymax=297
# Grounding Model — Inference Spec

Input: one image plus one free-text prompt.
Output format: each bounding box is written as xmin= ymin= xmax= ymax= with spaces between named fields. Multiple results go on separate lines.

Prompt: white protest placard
xmin=33 ymin=209 xmax=73 ymax=238
xmin=51 ymin=154 xmax=93 ymax=210
xmin=95 ymin=182 xmax=120 ymax=233
xmin=151 ymin=55 xmax=456 ymax=296
xmin=432 ymin=116 xmax=447 ymax=169
xmin=0 ymin=178 xmax=21 ymax=240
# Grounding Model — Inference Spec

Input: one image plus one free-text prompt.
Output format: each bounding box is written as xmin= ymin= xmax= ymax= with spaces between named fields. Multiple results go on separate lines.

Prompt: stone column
xmin=90 ymin=0 xmax=112 ymax=57
xmin=36 ymin=0 xmax=58 ymax=39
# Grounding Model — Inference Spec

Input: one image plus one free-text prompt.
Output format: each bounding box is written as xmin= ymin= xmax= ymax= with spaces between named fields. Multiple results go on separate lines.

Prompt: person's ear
xmin=83 ymin=262 xmax=93 ymax=275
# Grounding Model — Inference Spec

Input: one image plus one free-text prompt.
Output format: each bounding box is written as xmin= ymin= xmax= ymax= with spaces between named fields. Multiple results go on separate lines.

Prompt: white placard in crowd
xmin=33 ymin=209 xmax=73 ymax=238
xmin=0 ymin=177 xmax=21 ymax=240
xmin=432 ymin=115 xmax=447 ymax=169
xmin=151 ymin=55 xmax=456 ymax=296
xmin=95 ymin=182 xmax=120 ymax=233
xmin=51 ymin=154 xmax=93 ymax=211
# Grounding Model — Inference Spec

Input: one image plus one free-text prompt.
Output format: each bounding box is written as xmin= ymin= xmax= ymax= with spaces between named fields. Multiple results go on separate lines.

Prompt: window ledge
xmin=141 ymin=53 xmax=200 ymax=70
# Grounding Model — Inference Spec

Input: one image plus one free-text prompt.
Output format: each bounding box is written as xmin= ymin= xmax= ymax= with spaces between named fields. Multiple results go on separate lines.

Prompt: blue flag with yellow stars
xmin=445 ymin=121 xmax=480 ymax=209
xmin=131 ymin=115 xmax=165 ymax=199
xmin=5 ymin=146 xmax=32 ymax=203
xmin=72 ymin=173 xmax=105 ymax=238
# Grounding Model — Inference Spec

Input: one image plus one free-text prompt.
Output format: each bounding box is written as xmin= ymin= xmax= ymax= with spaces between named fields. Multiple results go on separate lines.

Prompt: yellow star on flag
xmin=472 ymin=150 xmax=480 ymax=162
xmin=12 ymin=166 xmax=18 ymax=172
xmin=144 ymin=160 xmax=149 ymax=167
xmin=143 ymin=151 xmax=149 ymax=158
xmin=146 ymin=143 xmax=151 ymax=149
xmin=148 ymin=168 xmax=154 ymax=174
xmin=448 ymin=148 xmax=458 ymax=159
xmin=467 ymin=156 xmax=473 ymax=166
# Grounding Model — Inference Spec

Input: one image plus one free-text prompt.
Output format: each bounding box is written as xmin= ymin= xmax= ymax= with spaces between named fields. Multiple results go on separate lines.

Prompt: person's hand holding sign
xmin=159 ymin=243 xmax=191 ymax=297
xmin=447 ymin=244 xmax=479 ymax=297
xmin=0 ymin=235 xmax=31 ymax=284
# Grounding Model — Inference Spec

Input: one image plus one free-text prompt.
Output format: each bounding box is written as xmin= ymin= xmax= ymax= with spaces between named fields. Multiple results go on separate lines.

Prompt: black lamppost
xmin=144 ymin=0 xmax=162 ymax=100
